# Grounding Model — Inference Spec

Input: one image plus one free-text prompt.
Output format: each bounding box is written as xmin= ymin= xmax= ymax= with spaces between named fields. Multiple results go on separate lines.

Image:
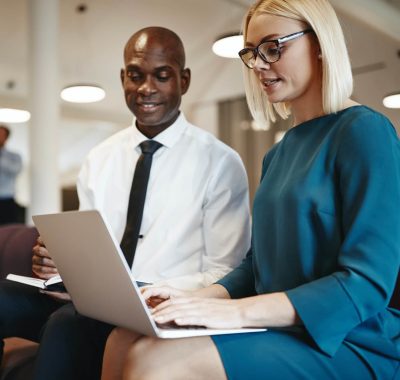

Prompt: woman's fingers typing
xmin=151 ymin=297 xmax=244 ymax=329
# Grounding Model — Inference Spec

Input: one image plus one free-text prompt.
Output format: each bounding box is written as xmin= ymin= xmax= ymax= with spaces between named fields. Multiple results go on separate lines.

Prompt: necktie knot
xmin=140 ymin=140 xmax=163 ymax=155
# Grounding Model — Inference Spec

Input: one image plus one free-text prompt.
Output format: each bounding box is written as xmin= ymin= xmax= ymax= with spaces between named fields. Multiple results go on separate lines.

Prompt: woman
xmin=102 ymin=0 xmax=400 ymax=378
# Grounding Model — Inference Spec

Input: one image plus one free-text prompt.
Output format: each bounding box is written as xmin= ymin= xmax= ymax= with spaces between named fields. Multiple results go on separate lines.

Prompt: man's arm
xmin=76 ymin=159 xmax=95 ymax=210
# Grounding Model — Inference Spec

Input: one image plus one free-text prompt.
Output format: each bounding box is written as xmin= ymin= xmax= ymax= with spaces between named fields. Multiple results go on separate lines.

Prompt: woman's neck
xmin=291 ymin=97 xmax=358 ymax=127
xmin=291 ymin=98 xmax=324 ymax=127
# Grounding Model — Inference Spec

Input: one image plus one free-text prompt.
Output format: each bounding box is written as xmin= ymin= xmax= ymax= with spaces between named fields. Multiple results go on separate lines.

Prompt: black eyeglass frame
xmin=238 ymin=29 xmax=313 ymax=68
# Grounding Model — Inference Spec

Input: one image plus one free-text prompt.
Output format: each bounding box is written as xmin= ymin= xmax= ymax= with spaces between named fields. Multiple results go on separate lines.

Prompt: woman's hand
xmin=147 ymin=290 xmax=299 ymax=329
xmin=151 ymin=296 xmax=247 ymax=329
xmin=152 ymin=297 xmax=246 ymax=329
xmin=141 ymin=286 xmax=192 ymax=308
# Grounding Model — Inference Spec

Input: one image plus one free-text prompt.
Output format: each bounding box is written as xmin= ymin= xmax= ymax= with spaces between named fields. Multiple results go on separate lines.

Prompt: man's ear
xmin=120 ymin=68 xmax=125 ymax=86
xmin=180 ymin=68 xmax=191 ymax=95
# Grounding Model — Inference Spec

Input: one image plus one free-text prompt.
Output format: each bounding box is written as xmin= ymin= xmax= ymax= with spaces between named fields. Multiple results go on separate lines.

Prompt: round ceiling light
xmin=212 ymin=33 xmax=243 ymax=59
xmin=60 ymin=84 xmax=106 ymax=103
xmin=383 ymin=93 xmax=400 ymax=109
xmin=0 ymin=108 xmax=31 ymax=123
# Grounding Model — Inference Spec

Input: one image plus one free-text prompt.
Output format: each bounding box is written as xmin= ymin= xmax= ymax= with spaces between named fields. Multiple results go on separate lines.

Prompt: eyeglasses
xmin=238 ymin=29 xmax=313 ymax=69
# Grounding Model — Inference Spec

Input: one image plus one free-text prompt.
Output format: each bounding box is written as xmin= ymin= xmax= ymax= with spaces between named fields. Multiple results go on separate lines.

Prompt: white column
xmin=27 ymin=0 xmax=60 ymax=222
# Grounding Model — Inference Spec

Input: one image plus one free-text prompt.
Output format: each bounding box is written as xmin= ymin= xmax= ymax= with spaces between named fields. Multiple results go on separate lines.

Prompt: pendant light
xmin=60 ymin=84 xmax=105 ymax=103
xmin=61 ymin=4 xmax=105 ymax=104
xmin=383 ymin=93 xmax=400 ymax=109
xmin=0 ymin=108 xmax=31 ymax=123
xmin=212 ymin=33 xmax=243 ymax=59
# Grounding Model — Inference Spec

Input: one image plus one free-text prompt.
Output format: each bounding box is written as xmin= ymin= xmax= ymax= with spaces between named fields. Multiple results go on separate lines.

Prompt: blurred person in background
xmin=0 ymin=125 xmax=22 ymax=225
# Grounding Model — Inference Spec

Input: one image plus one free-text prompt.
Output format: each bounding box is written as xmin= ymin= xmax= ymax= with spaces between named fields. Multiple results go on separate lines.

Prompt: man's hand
xmin=32 ymin=236 xmax=72 ymax=302
xmin=32 ymin=236 xmax=59 ymax=280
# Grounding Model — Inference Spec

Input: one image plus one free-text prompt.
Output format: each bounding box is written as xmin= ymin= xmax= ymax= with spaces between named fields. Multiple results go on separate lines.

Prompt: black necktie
xmin=120 ymin=140 xmax=163 ymax=267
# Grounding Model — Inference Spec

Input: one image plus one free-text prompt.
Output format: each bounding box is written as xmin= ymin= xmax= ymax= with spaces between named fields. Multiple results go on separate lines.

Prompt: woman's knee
xmin=122 ymin=337 xmax=165 ymax=380
xmin=109 ymin=327 xmax=136 ymax=341
xmin=122 ymin=337 xmax=226 ymax=380
xmin=124 ymin=336 xmax=158 ymax=366
xmin=105 ymin=327 xmax=141 ymax=352
xmin=102 ymin=328 xmax=142 ymax=380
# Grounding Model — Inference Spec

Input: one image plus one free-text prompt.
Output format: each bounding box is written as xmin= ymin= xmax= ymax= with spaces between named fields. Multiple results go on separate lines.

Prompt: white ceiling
xmin=1 ymin=0 xmax=400 ymax=202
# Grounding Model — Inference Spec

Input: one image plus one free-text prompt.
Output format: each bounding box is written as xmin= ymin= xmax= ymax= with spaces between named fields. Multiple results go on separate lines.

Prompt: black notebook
xmin=6 ymin=273 xmax=66 ymax=292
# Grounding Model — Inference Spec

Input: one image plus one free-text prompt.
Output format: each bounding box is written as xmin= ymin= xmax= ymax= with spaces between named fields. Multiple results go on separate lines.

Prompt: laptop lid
xmin=33 ymin=210 xmax=159 ymax=337
xmin=32 ymin=210 xmax=266 ymax=338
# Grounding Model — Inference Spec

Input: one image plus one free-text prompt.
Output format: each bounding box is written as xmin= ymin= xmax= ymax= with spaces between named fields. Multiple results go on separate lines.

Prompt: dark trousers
xmin=0 ymin=198 xmax=19 ymax=225
xmin=0 ymin=280 xmax=114 ymax=380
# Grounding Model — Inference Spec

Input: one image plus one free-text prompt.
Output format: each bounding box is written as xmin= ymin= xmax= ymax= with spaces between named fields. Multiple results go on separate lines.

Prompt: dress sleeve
xmin=286 ymin=112 xmax=400 ymax=356
xmin=216 ymin=148 xmax=278 ymax=298
xmin=216 ymin=248 xmax=256 ymax=298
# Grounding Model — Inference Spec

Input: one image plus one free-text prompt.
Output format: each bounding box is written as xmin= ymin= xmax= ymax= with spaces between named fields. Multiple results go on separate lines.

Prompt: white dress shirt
xmin=0 ymin=148 xmax=22 ymax=199
xmin=77 ymin=113 xmax=251 ymax=289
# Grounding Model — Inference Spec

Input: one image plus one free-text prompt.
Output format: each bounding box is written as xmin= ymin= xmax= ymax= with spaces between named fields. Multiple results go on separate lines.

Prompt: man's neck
xmin=136 ymin=112 xmax=180 ymax=139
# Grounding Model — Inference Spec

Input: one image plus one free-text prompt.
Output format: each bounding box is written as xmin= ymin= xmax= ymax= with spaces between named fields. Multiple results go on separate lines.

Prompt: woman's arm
xmin=145 ymin=286 xmax=299 ymax=329
xmin=194 ymin=284 xmax=232 ymax=299
xmin=287 ymin=111 xmax=400 ymax=356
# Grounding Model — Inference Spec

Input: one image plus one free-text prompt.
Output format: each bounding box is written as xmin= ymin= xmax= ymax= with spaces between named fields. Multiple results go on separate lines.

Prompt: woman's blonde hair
xmin=242 ymin=0 xmax=353 ymax=125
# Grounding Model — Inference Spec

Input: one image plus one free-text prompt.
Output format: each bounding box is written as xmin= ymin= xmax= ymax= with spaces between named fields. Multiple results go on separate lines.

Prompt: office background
xmin=0 ymin=0 xmax=399 ymax=218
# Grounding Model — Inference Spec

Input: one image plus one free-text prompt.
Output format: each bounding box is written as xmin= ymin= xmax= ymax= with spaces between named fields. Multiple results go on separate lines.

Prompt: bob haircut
xmin=242 ymin=0 xmax=353 ymax=125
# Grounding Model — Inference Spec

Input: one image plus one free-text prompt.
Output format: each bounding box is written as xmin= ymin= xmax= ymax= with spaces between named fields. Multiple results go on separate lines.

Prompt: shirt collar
xmin=131 ymin=112 xmax=187 ymax=149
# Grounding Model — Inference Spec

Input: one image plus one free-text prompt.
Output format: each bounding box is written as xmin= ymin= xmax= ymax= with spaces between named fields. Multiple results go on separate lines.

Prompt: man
xmin=0 ymin=125 xmax=22 ymax=225
xmin=0 ymin=27 xmax=250 ymax=380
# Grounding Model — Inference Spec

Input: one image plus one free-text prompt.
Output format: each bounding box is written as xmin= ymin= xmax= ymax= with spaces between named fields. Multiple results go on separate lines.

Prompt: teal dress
xmin=212 ymin=106 xmax=400 ymax=379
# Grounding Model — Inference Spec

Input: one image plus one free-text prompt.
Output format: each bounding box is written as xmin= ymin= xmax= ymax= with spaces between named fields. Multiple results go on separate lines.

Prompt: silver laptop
xmin=32 ymin=210 xmax=266 ymax=339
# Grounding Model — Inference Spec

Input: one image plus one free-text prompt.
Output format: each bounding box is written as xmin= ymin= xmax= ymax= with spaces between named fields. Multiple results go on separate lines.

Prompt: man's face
xmin=121 ymin=38 xmax=190 ymax=135
xmin=0 ymin=128 xmax=8 ymax=147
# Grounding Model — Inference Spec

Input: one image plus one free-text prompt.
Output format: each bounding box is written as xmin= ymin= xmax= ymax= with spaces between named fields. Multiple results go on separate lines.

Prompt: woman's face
xmin=246 ymin=13 xmax=321 ymax=108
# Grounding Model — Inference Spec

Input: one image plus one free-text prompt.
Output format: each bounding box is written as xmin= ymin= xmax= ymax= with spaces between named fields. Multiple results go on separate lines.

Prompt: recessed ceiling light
xmin=383 ymin=93 xmax=400 ymax=109
xmin=212 ymin=33 xmax=243 ymax=59
xmin=0 ymin=108 xmax=31 ymax=123
xmin=60 ymin=84 xmax=105 ymax=103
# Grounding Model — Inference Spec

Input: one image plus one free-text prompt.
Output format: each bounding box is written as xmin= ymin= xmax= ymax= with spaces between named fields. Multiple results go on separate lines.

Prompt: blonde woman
xmin=103 ymin=1 xmax=400 ymax=378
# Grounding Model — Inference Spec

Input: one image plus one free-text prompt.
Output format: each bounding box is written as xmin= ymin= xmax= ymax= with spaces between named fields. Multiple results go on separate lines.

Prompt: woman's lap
xmin=212 ymin=329 xmax=376 ymax=380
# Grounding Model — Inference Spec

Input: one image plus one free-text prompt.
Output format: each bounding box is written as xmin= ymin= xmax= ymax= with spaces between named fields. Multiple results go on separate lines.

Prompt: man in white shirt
xmin=0 ymin=27 xmax=250 ymax=379
xmin=77 ymin=112 xmax=249 ymax=290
